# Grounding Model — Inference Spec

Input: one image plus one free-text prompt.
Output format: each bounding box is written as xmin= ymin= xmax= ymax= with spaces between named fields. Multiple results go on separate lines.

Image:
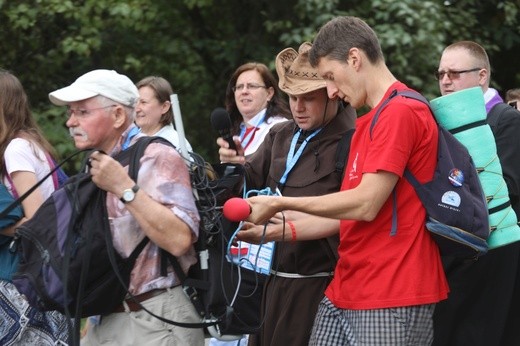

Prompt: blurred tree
xmin=0 ymin=0 xmax=519 ymax=168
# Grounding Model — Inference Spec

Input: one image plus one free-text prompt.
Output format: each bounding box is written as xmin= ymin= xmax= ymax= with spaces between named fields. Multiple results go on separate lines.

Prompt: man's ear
xmin=478 ymin=68 xmax=489 ymax=88
xmin=348 ymin=48 xmax=361 ymax=70
xmin=113 ymin=105 xmax=127 ymax=129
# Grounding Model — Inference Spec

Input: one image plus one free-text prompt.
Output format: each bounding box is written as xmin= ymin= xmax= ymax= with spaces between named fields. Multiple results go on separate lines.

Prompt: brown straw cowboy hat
xmin=275 ymin=42 xmax=326 ymax=95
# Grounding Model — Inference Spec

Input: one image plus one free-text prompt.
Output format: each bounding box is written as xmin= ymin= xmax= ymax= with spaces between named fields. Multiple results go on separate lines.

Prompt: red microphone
xmin=223 ymin=197 xmax=251 ymax=222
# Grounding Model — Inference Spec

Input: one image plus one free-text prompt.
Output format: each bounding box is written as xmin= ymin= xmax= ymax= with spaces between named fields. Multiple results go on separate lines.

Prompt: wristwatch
xmin=120 ymin=185 xmax=139 ymax=204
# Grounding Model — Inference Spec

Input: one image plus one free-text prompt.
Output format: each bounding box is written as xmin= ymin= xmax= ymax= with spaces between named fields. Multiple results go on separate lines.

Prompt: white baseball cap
xmin=49 ymin=69 xmax=139 ymax=107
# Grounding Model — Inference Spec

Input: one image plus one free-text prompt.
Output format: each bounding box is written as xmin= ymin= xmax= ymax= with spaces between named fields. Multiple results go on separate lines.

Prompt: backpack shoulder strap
xmin=368 ymin=90 xmax=430 ymax=237
xmin=115 ymin=136 xmax=173 ymax=180
xmin=394 ymin=89 xmax=429 ymax=104
xmin=0 ymin=149 xmax=87 ymax=220
xmin=369 ymin=90 xmax=429 ymax=140
xmin=487 ymin=102 xmax=510 ymax=129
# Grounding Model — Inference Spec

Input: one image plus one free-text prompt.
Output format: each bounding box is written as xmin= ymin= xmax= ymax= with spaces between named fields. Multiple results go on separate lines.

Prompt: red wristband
xmin=287 ymin=221 xmax=296 ymax=242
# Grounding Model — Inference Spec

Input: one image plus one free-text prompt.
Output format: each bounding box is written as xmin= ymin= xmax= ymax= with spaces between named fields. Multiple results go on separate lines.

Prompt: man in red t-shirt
xmin=242 ymin=16 xmax=448 ymax=345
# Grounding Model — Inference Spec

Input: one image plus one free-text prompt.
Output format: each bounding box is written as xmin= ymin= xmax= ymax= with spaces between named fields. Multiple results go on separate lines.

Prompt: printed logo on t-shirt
xmin=349 ymin=152 xmax=359 ymax=180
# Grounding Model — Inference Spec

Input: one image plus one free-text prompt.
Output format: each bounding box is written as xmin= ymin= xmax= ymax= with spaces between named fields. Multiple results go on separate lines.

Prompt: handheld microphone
xmin=210 ymin=107 xmax=237 ymax=151
xmin=223 ymin=197 xmax=251 ymax=222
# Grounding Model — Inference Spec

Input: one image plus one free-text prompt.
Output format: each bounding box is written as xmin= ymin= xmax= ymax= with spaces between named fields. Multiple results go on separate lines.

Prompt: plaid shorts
xmin=309 ymin=297 xmax=434 ymax=346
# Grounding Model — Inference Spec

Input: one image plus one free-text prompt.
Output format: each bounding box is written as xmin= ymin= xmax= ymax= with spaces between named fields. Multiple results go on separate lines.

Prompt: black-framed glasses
xmin=509 ymin=101 xmax=517 ymax=109
xmin=66 ymin=105 xmax=117 ymax=119
xmin=232 ymin=83 xmax=267 ymax=92
xmin=434 ymin=68 xmax=481 ymax=81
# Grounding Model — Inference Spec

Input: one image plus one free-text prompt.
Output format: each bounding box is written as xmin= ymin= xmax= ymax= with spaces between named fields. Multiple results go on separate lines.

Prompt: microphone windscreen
xmin=210 ymin=107 xmax=231 ymax=131
xmin=223 ymin=197 xmax=251 ymax=222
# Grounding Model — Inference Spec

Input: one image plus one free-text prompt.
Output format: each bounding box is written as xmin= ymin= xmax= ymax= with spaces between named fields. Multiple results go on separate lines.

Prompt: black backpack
xmin=370 ymin=90 xmax=490 ymax=259
xmin=167 ymin=158 xmax=255 ymax=337
xmin=11 ymin=137 xmax=156 ymax=319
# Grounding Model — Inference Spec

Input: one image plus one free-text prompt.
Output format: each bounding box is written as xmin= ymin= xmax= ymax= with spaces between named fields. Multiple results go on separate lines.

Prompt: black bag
xmin=370 ymin=90 xmax=490 ymax=259
xmin=12 ymin=137 xmax=153 ymax=318
xmin=169 ymin=158 xmax=261 ymax=336
xmin=188 ymin=223 xmax=266 ymax=336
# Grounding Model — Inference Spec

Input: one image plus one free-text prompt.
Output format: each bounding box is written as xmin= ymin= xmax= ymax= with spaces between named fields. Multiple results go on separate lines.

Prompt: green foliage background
xmin=1 ymin=0 xmax=520 ymax=170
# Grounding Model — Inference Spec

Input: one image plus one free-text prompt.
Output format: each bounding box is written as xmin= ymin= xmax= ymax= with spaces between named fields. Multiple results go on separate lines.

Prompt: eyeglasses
xmin=232 ymin=83 xmax=267 ymax=92
xmin=434 ymin=68 xmax=481 ymax=81
xmin=66 ymin=105 xmax=116 ymax=119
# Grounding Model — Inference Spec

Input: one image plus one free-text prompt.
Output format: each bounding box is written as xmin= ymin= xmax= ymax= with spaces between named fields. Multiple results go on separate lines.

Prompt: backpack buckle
xmin=182 ymin=285 xmax=198 ymax=300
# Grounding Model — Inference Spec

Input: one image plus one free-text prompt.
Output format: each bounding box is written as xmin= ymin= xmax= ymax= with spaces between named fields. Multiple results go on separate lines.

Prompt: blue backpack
xmin=370 ymin=90 xmax=490 ymax=259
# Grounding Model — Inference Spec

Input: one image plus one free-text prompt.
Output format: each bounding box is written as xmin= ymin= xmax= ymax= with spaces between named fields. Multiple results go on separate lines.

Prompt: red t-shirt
xmin=325 ymin=82 xmax=449 ymax=310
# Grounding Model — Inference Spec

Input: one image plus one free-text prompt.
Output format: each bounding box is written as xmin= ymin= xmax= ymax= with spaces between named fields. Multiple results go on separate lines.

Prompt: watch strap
xmin=120 ymin=184 xmax=139 ymax=203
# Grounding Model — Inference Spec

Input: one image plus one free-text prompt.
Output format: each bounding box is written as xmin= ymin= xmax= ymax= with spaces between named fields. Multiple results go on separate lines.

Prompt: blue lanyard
xmin=279 ymin=128 xmax=322 ymax=185
xmin=239 ymin=113 xmax=266 ymax=149
xmin=122 ymin=126 xmax=141 ymax=150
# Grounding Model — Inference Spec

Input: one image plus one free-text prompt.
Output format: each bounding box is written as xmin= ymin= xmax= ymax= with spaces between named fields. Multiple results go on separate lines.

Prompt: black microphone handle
xmin=220 ymin=131 xmax=237 ymax=151
xmin=210 ymin=107 xmax=237 ymax=151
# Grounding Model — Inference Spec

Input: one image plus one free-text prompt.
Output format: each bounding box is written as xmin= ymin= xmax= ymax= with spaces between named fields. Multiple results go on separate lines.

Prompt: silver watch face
xmin=122 ymin=189 xmax=135 ymax=202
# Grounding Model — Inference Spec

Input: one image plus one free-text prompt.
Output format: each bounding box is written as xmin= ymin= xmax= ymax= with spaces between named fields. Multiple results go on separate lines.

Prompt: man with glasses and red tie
xmin=433 ymin=41 xmax=520 ymax=346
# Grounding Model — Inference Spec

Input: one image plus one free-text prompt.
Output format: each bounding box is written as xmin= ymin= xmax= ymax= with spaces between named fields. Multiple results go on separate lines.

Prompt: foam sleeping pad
xmin=430 ymin=87 xmax=520 ymax=249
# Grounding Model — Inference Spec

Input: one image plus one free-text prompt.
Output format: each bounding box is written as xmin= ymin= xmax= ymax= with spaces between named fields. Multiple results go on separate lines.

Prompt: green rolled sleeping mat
xmin=430 ymin=87 xmax=520 ymax=249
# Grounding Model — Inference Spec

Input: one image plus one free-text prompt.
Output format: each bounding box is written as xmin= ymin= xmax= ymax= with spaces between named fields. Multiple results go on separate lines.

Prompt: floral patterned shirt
xmin=107 ymin=125 xmax=200 ymax=295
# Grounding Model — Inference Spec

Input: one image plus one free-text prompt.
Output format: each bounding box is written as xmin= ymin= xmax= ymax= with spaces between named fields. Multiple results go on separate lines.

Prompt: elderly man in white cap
xmin=217 ymin=43 xmax=356 ymax=346
xmin=49 ymin=69 xmax=204 ymax=345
